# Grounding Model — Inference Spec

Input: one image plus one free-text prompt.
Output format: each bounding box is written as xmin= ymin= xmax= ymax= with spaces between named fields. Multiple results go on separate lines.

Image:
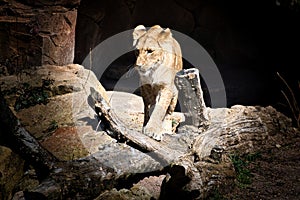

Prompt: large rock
xmin=107 ymin=91 xmax=184 ymax=135
xmin=0 ymin=64 xmax=110 ymax=160
xmin=21 ymin=0 xmax=81 ymax=6
xmin=0 ymin=0 xmax=78 ymax=72
xmin=0 ymin=146 xmax=24 ymax=200
xmin=0 ymin=64 xmax=163 ymax=174
xmin=94 ymin=175 xmax=166 ymax=200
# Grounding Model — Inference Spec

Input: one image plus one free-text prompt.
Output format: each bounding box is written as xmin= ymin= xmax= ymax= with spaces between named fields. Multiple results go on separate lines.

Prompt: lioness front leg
xmin=143 ymin=88 xmax=173 ymax=141
xmin=168 ymin=89 xmax=178 ymax=114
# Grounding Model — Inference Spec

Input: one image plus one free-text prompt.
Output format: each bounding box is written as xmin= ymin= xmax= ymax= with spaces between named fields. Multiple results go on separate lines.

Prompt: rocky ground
xmin=224 ymin=133 xmax=300 ymax=200
xmin=0 ymin=65 xmax=299 ymax=199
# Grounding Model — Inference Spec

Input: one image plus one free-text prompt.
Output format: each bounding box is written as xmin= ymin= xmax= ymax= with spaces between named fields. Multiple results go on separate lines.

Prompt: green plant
xmin=230 ymin=153 xmax=261 ymax=187
xmin=277 ymin=72 xmax=300 ymax=128
xmin=230 ymin=154 xmax=252 ymax=186
xmin=14 ymin=78 xmax=54 ymax=111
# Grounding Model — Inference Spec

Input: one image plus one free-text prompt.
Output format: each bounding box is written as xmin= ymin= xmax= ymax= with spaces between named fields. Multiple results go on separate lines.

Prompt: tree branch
xmin=91 ymin=87 xmax=181 ymax=166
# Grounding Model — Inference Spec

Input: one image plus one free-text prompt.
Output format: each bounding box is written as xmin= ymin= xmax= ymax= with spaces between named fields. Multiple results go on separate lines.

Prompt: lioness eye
xmin=146 ymin=49 xmax=153 ymax=54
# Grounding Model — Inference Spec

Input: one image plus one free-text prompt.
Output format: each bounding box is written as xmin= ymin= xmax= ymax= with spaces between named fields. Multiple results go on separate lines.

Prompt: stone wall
xmin=0 ymin=0 xmax=79 ymax=74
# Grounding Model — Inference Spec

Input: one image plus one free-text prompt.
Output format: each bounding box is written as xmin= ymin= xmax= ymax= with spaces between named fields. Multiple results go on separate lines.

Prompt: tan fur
xmin=133 ymin=25 xmax=182 ymax=141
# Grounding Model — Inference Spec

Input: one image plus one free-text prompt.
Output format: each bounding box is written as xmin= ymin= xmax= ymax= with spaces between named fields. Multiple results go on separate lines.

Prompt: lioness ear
xmin=133 ymin=25 xmax=146 ymax=46
xmin=164 ymin=28 xmax=172 ymax=37
xmin=158 ymin=28 xmax=174 ymax=52
xmin=164 ymin=28 xmax=172 ymax=36
xmin=159 ymin=28 xmax=172 ymax=40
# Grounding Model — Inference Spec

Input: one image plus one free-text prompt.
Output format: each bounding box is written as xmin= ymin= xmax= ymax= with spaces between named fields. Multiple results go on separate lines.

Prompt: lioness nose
xmin=135 ymin=58 xmax=144 ymax=67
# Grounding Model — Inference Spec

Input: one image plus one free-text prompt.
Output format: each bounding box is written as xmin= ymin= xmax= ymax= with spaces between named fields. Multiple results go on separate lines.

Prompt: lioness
xmin=133 ymin=25 xmax=182 ymax=141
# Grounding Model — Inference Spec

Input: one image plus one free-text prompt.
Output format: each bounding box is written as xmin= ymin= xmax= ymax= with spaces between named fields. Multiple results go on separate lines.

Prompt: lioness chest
xmin=139 ymin=64 xmax=177 ymax=88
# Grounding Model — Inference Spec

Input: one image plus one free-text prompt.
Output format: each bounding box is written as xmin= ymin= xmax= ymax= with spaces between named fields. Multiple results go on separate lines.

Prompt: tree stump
xmin=175 ymin=68 xmax=210 ymax=129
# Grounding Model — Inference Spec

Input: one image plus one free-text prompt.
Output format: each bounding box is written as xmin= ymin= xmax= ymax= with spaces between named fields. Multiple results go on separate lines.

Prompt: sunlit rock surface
xmin=0 ymin=65 xmax=163 ymax=173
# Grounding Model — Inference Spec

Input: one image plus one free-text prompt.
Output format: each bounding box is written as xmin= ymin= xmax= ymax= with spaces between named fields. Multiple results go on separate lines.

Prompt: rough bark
xmin=160 ymin=105 xmax=295 ymax=199
xmin=91 ymin=87 xmax=182 ymax=166
xmin=175 ymin=68 xmax=210 ymax=129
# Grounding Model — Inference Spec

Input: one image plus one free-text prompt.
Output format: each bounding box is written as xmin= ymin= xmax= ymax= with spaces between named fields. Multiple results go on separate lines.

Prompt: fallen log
xmin=91 ymin=87 xmax=182 ymax=166
xmin=90 ymin=68 xmax=211 ymax=166
xmin=160 ymin=105 xmax=296 ymax=199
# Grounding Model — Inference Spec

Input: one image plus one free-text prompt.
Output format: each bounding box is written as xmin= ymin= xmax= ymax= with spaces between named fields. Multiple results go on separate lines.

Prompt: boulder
xmin=21 ymin=0 xmax=81 ymax=6
xmin=0 ymin=0 xmax=78 ymax=72
xmin=0 ymin=64 xmax=110 ymax=160
xmin=0 ymin=146 xmax=24 ymax=200
xmin=0 ymin=64 xmax=165 ymax=173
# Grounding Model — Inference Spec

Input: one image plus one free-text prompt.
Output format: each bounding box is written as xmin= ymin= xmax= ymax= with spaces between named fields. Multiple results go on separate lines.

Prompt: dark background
xmin=75 ymin=0 xmax=299 ymax=119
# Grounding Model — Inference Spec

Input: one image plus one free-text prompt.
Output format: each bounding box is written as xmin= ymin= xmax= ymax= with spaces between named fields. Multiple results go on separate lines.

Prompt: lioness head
xmin=133 ymin=25 xmax=182 ymax=74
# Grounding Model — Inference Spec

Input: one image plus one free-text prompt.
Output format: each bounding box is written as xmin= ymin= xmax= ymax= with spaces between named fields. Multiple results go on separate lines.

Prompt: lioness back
xmin=133 ymin=25 xmax=182 ymax=141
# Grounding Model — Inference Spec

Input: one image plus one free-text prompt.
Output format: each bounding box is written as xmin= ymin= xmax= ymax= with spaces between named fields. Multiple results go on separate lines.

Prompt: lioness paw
xmin=143 ymin=126 xmax=163 ymax=141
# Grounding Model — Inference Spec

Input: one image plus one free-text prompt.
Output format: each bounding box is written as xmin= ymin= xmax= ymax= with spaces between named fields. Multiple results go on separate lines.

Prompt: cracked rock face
xmin=0 ymin=0 xmax=78 ymax=71
xmin=0 ymin=64 xmax=109 ymax=160
xmin=0 ymin=64 xmax=163 ymax=174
